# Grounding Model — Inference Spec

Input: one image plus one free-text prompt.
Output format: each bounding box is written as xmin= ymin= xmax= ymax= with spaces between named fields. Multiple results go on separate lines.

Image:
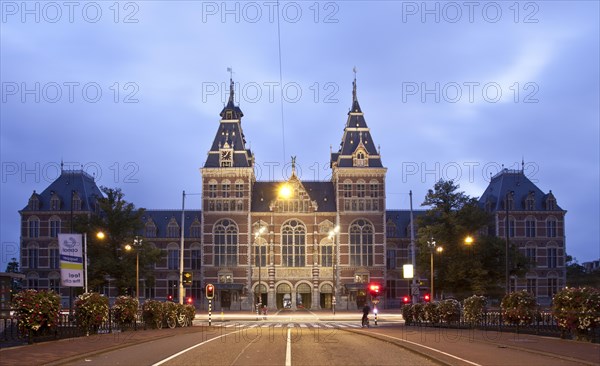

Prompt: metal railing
xmin=0 ymin=309 xmax=146 ymax=348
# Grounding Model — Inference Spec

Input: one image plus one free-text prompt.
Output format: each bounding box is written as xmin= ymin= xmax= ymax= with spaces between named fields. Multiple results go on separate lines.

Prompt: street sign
xmin=411 ymin=284 xmax=420 ymax=296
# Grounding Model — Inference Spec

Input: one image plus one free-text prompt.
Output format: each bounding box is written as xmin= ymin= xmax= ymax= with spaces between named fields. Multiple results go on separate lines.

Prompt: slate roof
xmin=204 ymin=78 xmax=253 ymax=168
xmin=139 ymin=210 xmax=202 ymax=237
xmin=251 ymin=181 xmax=337 ymax=212
xmin=21 ymin=169 xmax=103 ymax=212
xmin=478 ymin=169 xmax=563 ymax=212
xmin=331 ymin=79 xmax=383 ymax=168
xmin=386 ymin=209 xmax=427 ymax=238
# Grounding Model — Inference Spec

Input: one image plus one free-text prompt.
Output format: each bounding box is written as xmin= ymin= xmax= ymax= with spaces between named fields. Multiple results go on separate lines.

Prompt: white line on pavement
xmin=285 ymin=328 xmax=292 ymax=366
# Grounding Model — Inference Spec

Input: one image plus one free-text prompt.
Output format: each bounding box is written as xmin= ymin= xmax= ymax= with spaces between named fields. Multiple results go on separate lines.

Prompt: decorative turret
xmin=204 ymin=77 xmax=254 ymax=168
xmin=330 ymin=75 xmax=382 ymax=169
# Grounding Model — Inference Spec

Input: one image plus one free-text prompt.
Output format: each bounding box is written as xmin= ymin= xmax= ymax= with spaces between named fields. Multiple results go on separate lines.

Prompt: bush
xmin=12 ymin=289 xmax=61 ymax=334
xmin=423 ymin=302 xmax=440 ymax=323
xmin=501 ymin=290 xmax=537 ymax=326
xmin=438 ymin=299 xmax=461 ymax=323
xmin=463 ymin=295 xmax=487 ymax=325
xmin=552 ymin=287 xmax=600 ymax=341
xmin=75 ymin=292 xmax=109 ymax=332
xmin=412 ymin=303 xmax=425 ymax=323
xmin=401 ymin=304 xmax=413 ymax=325
xmin=113 ymin=296 xmax=139 ymax=325
xmin=142 ymin=299 xmax=164 ymax=328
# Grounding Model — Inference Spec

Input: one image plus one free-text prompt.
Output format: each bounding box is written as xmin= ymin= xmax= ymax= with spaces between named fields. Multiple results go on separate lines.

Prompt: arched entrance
xmin=296 ymin=283 xmax=312 ymax=309
xmin=254 ymin=283 xmax=268 ymax=307
xmin=320 ymin=283 xmax=333 ymax=309
xmin=276 ymin=283 xmax=292 ymax=309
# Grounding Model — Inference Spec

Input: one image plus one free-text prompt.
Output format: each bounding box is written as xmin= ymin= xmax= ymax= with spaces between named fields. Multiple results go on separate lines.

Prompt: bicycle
xmin=361 ymin=315 xmax=370 ymax=328
xmin=166 ymin=309 xmax=190 ymax=328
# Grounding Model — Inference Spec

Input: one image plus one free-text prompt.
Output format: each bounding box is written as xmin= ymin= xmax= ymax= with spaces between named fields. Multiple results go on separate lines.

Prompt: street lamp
xmin=84 ymin=231 xmax=105 ymax=293
xmin=125 ymin=236 xmax=142 ymax=303
xmin=255 ymin=226 xmax=266 ymax=316
xmin=328 ymin=225 xmax=340 ymax=315
xmin=505 ymin=190 xmax=514 ymax=296
xmin=427 ymin=238 xmax=443 ymax=301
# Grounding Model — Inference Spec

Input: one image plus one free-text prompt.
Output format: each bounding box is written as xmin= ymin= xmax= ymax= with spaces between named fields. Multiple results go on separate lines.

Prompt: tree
xmin=416 ymin=179 xmax=506 ymax=300
xmin=566 ymin=255 xmax=600 ymax=287
xmin=5 ymin=257 xmax=22 ymax=294
xmin=75 ymin=187 xmax=162 ymax=295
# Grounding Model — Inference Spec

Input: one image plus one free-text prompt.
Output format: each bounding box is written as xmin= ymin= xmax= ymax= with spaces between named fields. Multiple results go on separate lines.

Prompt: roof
xmin=140 ymin=210 xmax=202 ymax=237
xmin=478 ymin=169 xmax=563 ymax=212
xmin=386 ymin=209 xmax=427 ymax=238
xmin=251 ymin=181 xmax=337 ymax=212
xmin=204 ymin=78 xmax=253 ymax=168
xmin=331 ymin=79 xmax=383 ymax=168
xmin=21 ymin=169 xmax=103 ymax=212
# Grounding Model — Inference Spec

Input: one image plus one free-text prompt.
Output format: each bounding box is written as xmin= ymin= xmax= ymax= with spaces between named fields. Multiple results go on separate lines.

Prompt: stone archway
xmin=276 ymin=283 xmax=292 ymax=309
xmin=296 ymin=283 xmax=312 ymax=309
xmin=320 ymin=283 xmax=333 ymax=309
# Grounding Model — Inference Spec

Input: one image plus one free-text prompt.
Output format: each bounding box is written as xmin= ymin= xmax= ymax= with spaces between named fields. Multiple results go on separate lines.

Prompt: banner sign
xmin=58 ymin=233 xmax=84 ymax=287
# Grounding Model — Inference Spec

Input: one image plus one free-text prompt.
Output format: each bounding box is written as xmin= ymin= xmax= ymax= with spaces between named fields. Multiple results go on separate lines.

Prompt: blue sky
xmin=1 ymin=1 xmax=599 ymax=270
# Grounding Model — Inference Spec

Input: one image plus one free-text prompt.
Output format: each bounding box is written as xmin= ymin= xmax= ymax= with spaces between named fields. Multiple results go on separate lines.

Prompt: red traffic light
xmin=402 ymin=296 xmax=411 ymax=304
xmin=186 ymin=296 xmax=193 ymax=304
xmin=368 ymin=283 xmax=381 ymax=297
xmin=424 ymin=293 xmax=431 ymax=302
xmin=167 ymin=294 xmax=173 ymax=301
xmin=206 ymin=283 xmax=215 ymax=299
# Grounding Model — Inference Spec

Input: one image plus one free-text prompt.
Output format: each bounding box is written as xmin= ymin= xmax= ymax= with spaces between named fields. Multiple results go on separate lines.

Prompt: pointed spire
xmin=228 ymin=77 xmax=234 ymax=104
xmin=219 ymin=73 xmax=243 ymax=120
xmin=350 ymin=67 xmax=362 ymax=114
xmin=291 ymin=156 xmax=297 ymax=176
xmin=352 ymin=66 xmax=357 ymax=103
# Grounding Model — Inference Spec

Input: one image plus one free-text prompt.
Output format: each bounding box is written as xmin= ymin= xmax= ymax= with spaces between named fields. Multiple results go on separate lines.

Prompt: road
xmin=61 ymin=320 xmax=598 ymax=366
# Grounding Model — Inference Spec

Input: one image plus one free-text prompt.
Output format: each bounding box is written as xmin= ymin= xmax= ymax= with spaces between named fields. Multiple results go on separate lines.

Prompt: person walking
xmin=361 ymin=304 xmax=371 ymax=327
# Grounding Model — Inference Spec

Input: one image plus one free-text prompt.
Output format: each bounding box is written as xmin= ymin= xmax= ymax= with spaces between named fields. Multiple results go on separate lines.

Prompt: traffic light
xmin=206 ymin=283 xmax=215 ymax=299
xmin=183 ymin=272 xmax=192 ymax=286
xmin=402 ymin=296 xmax=411 ymax=304
xmin=167 ymin=294 xmax=173 ymax=302
xmin=368 ymin=283 xmax=381 ymax=297
xmin=186 ymin=296 xmax=193 ymax=304
xmin=424 ymin=293 xmax=431 ymax=302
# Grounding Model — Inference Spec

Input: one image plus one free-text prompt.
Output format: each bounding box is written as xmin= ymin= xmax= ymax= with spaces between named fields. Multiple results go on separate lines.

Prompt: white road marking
xmin=152 ymin=329 xmax=242 ymax=366
xmin=285 ymin=328 xmax=292 ymax=366
xmin=373 ymin=332 xmax=482 ymax=366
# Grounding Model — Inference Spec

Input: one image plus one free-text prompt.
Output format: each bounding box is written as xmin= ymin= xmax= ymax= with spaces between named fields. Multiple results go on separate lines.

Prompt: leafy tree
xmin=5 ymin=257 xmax=22 ymax=295
xmin=566 ymin=255 xmax=600 ymax=287
xmin=416 ymin=179 xmax=518 ymax=300
xmin=75 ymin=187 xmax=162 ymax=296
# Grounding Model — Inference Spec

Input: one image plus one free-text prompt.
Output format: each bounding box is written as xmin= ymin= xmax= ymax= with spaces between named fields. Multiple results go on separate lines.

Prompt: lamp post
xmin=255 ymin=226 xmax=266 ymax=316
xmin=328 ymin=225 xmax=340 ymax=315
xmin=505 ymin=190 xmax=514 ymax=296
xmin=84 ymin=231 xmax=105 ymax=293
xmin=427 ymin=238 xmax=443 ymax=301
xmin=125 ymin=236 xmax=142 ymax=303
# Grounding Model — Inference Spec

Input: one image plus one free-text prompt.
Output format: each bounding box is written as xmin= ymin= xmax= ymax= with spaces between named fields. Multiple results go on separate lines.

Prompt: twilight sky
xmin=1 ymin=1 xmax=598 ymax=270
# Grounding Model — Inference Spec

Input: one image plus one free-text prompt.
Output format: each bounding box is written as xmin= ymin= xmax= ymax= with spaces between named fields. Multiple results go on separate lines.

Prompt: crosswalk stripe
xmin=216 ymin=322 xmax=379 ymax=329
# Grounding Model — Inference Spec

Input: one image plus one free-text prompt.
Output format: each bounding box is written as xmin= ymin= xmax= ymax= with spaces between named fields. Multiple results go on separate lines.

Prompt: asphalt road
xmin=59 ymin=321 xmax=597 ymax=366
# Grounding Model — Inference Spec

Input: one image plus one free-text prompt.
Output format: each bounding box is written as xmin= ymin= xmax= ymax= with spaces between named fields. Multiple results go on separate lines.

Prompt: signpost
xmin=206 ymin=283 xmax=214 ymax=326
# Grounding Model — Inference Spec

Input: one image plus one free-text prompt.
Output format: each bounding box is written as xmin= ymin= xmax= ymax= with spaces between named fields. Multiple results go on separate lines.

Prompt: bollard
xmin=208 ymin=299 xmax=212 ymax=326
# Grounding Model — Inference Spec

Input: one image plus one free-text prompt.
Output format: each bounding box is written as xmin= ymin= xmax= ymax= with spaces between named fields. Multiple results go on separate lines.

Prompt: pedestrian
xmin=361 ymin=304 xmax=371 ymax=327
